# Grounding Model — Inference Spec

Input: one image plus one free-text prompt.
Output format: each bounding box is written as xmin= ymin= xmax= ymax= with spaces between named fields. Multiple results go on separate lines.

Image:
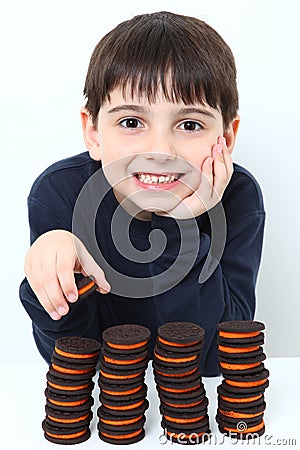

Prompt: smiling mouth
xmin=133 ymin=172 xmax=183 ymax=185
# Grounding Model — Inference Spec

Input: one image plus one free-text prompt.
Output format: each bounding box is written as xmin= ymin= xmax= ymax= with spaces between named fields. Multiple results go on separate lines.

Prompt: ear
xmin=223 ymin=115 xmax=240 ymax=154
xmin=80 ymin=107 xmax=101 ymax=161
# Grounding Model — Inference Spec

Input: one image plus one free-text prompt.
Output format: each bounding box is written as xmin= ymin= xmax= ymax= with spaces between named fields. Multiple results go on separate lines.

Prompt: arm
xmin=20 ymin=195 xmax=110 ymax=364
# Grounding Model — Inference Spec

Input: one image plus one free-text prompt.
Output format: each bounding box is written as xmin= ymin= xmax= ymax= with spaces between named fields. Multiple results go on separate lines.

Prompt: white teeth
xmin=136 ymin=173 xmax=178 ymax=184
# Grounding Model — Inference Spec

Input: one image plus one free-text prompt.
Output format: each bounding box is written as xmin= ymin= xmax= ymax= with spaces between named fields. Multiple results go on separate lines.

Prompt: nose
xmin=144 ymin=130 xmax=176 ymax=163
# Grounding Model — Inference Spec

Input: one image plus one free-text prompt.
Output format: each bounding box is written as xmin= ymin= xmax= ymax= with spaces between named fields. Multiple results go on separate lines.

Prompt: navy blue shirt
xmin=19 ymin=152 xmax=265 ymax=376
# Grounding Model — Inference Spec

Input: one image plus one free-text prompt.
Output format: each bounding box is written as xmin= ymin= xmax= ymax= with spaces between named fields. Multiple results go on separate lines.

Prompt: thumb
xmin=73 ymin=235 xmax=111 ymax=294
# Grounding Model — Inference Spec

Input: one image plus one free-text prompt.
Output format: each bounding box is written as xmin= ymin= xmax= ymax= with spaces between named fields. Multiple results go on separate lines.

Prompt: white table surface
xmin=0 ymin=357 xmax=299 ymax=449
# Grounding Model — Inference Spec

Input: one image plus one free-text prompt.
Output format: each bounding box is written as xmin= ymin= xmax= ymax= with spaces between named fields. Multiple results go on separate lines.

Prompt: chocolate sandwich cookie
xmin=76 ymin=275 xmax=97 ymax=301
xmin=218 ymin=419 xmax=265 ymax=439
xmin=101 ymin=348 xmax=149 ymax=367
xmin=45 ymin=410 xmax=93 ymax=429
xmin=97 ymin=415 xmax=146 ymax=433
xmin=99 ymin=379 xmax=145 ymax=396
xmin=46 ymin=371 xmax=94 ymax=393
xmin=157 ymin=322 xmax=205 ymax=347
xmin=45 ymin=404 xmax=93 ymax=427
xmin=221 ymin=378 xmax=269 ymax=394
xmin=42 ymin=419 xmax=91 ymax=444
xmin=218 ymin=320 xmax=265 ymax=334
xmin=218 ymin=345 xmax=263 ymax=360
xmin=100 ymin=398 xmax=149 ymax=417
xmin=156 ymin=378 xmax=203 ymax=397
xmin=155 ymin=368 xmax=202 ymax=385
xmin=97 ymin=406 xmax=146 ymax=426
xmin=103 ymin=324 xmax=151 ymax=348
xmin=154 ymin=345 xmax=200 ymax=368
xmin=46 ymin=392 xmax=94 ymax=412
xmin=159 ymin=394 xmax=208 ymax=412
xmin=99 ymin=361 xmax=145 ymax=383
xmin=224 ymin=368 xmax=269 ymax=389
xmin=219 ymin=358 xmax=265 ymax=376
xmin=217 ymin=401 xmax=266 ymax=420
xmin=216 ymin=410 xmax=264 ymax=427
xmin=217 ymin=392 xmax=265 ymax=410
xmin=48 ymin=363 xmax=96 ymax=381
xmin=153 ymin=362 xmax=200 ymax=378
xmin=47 ymin=382 xmax=94 ymax=397
xmin=54 ymin=336 xmax=100 ymax=364
xmin=100 ymin=384 xmax=147 ymax=404
xmin=98 ymin=425 xmax=145 ymax=445
xmin=51 ymin=356 xmax=97 ymax=377
xmin=161 ymin=416 xmax=210 ymax=444
xmin=218 ymin=332 xmax=265 ymax=347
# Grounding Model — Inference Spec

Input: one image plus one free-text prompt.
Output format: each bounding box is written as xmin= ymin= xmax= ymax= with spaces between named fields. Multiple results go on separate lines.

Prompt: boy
xmin=20 ymin=11 xmax=265 ymax=376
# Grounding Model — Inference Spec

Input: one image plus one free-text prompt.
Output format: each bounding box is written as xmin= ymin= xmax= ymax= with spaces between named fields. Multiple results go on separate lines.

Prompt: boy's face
xmin=82 ymin=86 xmax=238 ymax=220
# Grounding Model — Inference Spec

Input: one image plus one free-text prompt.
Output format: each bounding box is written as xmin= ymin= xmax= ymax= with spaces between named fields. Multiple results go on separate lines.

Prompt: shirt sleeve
xmin=19 ymin=195 xmax=100 ymax=365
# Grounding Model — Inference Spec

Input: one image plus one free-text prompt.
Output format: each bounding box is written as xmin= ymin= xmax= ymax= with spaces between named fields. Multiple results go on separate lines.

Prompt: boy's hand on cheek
xmin=156 ymin=136 xmax=233 ymax=219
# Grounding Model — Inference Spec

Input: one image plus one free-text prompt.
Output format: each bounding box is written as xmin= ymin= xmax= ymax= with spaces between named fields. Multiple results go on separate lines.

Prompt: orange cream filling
xmin=102 ymin=385 xmax=142 ymax=396
xmin=165 ymin=399 xmax=203 ymax=408
xmin=220 ymin=394 xmax=262 ymax=403
xmin=101 ymin=415 xmax=142 ymax=426
xmin=155 ymin=367 xmax=197 ymax=378
xmin=159 ymin=384 xmax=198 ymax=394
xmin=103 ymin=399 xmax=144 ymax=411
xmin=226 ymin=378 xmax=267 ymax=388
xmin=218 ymin=345 xmax=259 ymax=353
xmin=158 ymin=336 xmax=200 ymax=347
xmin=48 ymin=381 xmax=90 ymax=391
xmin=52 ymin=363 xmax=93 ymax=375
xmin=99 ymin=369 xmax=142 ymax=380
xmin=47 ymin=414 xmax=89 ymax=424
xmin=106 ymin=340 xmax=148 ymax=350
xmin=154 ymin=351 xmax=197 ymax=364
xmin=101 ymin=428 xmax=142 ymax=440
xmin=48 ymin=398 xmax=88 ymax=407
xmin=220 ymin=361 xmax=261 ymax=370
xmin=46 ymin=429 xmax=87 ymax=439
xmin=78 ymin=280 xmax=95 ymax=296
xmin=164 ymin=414 xmax=204 ymax=424
xmin=103 ymin=355 xmax=145 ymax=365
xmin=219 ymin=408 xmax=263 ymax=419
xmin=219 ymin=330 xmax=260 ymax=339
xmin=223 ymin=420 xmax=264 ymax=433
xmin=55 ymin=346 xmax=99 ymax=359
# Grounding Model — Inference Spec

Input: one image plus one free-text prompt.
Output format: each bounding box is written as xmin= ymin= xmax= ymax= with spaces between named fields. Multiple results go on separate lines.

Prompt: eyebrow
xmin=106 ymin=104 xmax=216 ymax=119
xmin=107 ymin=105 xmax=149 ymax=114
xmin=177 ymin=107 xmax=216 ymax=120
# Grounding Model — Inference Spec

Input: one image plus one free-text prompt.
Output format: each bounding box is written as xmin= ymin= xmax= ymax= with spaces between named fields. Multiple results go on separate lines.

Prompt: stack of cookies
xmin=216 ymin=320 xmax=269 ymax=439
xmin=153 ymin=322 xmax=210 ymax=445
xmin=97 ymin=324 xmax=151 ymax=444
xmin=42 ymin=336 xmax=101 ymax=444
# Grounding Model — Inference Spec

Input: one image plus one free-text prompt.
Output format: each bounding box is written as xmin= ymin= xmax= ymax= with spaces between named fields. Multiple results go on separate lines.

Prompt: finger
xmin=73 ymin=237 xmax=111 ymax=294
xmin=212 ymin=145 xmax=228 ymax=196
xmin=41 ymin=252 xmax=70 ymax=317
xmin=200 ymin=156 xmax=214 ymax=198
xmin=56 ymin=248 xmax=78 ymax=303
xmin=217 ymin=136 xmax=233 ymax=177
xmin=29 ymin=276 xmax=62 ymax=320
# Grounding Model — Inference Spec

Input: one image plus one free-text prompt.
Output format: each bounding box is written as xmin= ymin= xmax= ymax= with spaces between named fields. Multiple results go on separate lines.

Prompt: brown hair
xmin=83 ymin=11 xmax=238 ymax=129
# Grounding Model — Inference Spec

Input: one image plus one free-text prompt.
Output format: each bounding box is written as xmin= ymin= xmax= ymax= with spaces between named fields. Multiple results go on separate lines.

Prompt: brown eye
xmin=179 ymin=121 xmax=202 ymax=131
xmin=120 ymin=118 xmax=142 ymax=128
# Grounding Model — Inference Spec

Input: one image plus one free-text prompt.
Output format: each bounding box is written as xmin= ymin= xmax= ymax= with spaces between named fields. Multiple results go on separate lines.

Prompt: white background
xmin=0 ymin=0 xmax=299 ymax=364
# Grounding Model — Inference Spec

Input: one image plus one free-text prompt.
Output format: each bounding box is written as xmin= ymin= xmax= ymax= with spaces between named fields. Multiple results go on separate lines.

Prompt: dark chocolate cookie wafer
xmin=76 ymin=275 xmax=97 ymax=301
